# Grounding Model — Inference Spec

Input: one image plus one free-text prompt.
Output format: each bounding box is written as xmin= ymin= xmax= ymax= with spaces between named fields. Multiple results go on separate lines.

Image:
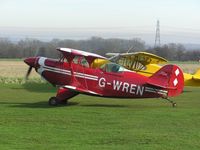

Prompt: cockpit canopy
xmin=100 ymin=63 xmax=126 ymax=73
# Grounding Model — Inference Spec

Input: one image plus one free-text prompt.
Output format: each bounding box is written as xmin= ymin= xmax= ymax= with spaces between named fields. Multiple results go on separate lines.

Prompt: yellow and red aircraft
xmin=107 ymin=52 xmax=200 ymax=86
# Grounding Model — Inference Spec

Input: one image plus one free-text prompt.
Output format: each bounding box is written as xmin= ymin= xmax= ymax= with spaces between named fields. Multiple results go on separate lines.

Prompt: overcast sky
xmin=0 ymin=0 xmax=200 ymax=44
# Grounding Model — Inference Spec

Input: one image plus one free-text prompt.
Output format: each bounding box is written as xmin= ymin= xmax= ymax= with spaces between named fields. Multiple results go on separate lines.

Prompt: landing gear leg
xmin=164 ymin=98 xmax=177 ymax=107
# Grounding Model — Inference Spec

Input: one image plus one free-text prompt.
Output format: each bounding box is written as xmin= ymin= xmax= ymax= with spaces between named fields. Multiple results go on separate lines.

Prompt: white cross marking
xmin=175 ymin=69 xmax=180 ymax=76
xmin=173 ymin=78 xmax=178 ymax=86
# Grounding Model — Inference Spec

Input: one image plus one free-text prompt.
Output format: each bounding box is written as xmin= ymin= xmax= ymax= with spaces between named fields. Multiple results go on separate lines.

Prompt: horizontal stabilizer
xmin=147 ymin=81 xmax=176 ymax=90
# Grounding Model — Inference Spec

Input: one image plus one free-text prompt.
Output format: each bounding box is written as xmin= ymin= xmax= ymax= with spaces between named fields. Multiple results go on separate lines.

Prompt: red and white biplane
xmin=24 ymin=48 xmax=184 ymax=107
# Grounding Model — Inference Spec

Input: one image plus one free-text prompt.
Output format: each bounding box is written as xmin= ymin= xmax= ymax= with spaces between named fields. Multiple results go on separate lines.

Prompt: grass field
xmin=0 ymin=60 xmax=39 ymax=78
xmin=0 ymin=60 xmax=200 ymax=149
xmin=0 ymin=83 xmax=200 ymax=150
xmin=175 ymin=63 xmax=200 ymax=74
xmin=0 ymin=60 xmax=41 ymax=84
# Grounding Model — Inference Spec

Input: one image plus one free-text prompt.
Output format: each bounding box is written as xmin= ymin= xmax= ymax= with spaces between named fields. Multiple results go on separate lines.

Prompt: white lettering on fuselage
xmin=113 ymin=80 xmax=122 ymax=91
xmin=113 ymin=80 xmax=144 ymax=96
xmin=136 ymin=86 xmax=144 ymax=96
xmin=99 ymin=78 xmax=144 ymax=96
xmin=130 ymin=84 xmax=136 ymax=94
xmin=99 ymin=77 xmax=106 ymax=88
xmin=122 ymin=82 xmax=129 ymax=93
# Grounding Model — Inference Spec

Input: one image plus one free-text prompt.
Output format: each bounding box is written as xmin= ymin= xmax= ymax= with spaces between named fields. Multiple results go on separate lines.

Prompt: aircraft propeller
xmin=25 ymin=66 xmax=33 ymax=80
xmin=24 ymin=56 xmax=36 ymax=80
xmin=24 ymin=47 xmax=46 ymax=80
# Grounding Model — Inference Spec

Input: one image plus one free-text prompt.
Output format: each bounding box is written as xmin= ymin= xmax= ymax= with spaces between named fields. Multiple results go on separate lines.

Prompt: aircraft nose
xmin=24 ymin=57 xmax=36 ymax=67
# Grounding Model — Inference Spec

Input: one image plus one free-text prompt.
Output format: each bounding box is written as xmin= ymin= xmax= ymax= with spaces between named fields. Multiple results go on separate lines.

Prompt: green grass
xmin=0 ymin=83 xmax=200 ymax=150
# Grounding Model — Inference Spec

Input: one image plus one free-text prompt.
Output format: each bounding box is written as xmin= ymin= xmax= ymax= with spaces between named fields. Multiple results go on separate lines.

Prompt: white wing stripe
xmin=43 ymin=66 xmax=71 ymax=73
xmin=40 ymin=67 xmax=99 ymax=81
xmin=43 ymin=68 xmax=71 ymax=76
xmin=74 ymin=74 xmax=98 ymax=81
xmin=74 ymin=72 xmax=98 ymax=79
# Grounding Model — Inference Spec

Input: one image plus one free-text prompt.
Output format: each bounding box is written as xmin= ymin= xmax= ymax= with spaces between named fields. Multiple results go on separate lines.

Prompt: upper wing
xmin=108 ymin=52 xmax=167 ymax=71
xmin=57 ymin=47 xmax=106 ymax=60
xmin=108 ymin=52 xmax=167 ymax=65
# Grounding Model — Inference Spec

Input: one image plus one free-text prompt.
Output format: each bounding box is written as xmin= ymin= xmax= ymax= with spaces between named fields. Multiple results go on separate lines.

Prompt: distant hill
xmin=183 ymin=44 xmax=200 ymax=50
xmin=0 ymin=27 xmax=200 ymax=50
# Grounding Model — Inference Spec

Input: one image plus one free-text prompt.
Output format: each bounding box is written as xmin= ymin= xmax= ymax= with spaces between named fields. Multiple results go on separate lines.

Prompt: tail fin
xmin=147 ymin=64 xmax=184 ymax=97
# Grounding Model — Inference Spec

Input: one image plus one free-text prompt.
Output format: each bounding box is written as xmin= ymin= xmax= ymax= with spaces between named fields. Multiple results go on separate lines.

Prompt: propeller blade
xmin=25 ymin=66 xmax=33 ymax=80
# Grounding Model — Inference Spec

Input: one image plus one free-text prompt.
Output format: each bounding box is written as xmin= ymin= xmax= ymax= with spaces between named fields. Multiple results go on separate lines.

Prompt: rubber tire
xmin=49 ymin=97 xmax=58 ymax=106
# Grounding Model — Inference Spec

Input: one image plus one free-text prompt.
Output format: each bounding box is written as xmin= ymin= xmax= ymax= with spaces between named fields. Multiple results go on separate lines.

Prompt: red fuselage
xmin=28 ymin=56 xmax=167 ymax=99
xmin=24 ymin=48 xmax=184 ymax=107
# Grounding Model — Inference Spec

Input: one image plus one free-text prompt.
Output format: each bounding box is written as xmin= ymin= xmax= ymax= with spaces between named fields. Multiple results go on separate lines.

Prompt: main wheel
xmin=49 ymin=97 xmax=58 ymax=106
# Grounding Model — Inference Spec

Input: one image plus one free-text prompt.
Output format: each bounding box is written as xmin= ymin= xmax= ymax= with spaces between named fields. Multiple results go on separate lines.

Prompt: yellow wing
xmin=109 ymin=52 xmax=200 ymax=87
xmin=123 ymin=52 xmax=168 ymax=65
xmin=136 ymin=64 xmax=161 ymax=77
xmin=193 ymin=69 xmax=200 ymax=80
xmin=108 ymin=52 xmax=167 ymax=71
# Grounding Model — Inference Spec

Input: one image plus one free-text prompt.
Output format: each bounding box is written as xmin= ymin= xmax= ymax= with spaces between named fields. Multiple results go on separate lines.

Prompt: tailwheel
xmin=172 ymin=102 xmax=177 ymax=107
xmin=49 ymin=97 xmax=58 ymax=106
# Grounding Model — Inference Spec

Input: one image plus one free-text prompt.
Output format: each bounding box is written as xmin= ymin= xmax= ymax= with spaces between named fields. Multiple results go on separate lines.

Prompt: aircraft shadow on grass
xmin=0 ymin=101 xmax=79 ymax=108
xmin=0 ymin=100 xmax=169 ymax=109
xmin=0 ymin=100 xmax=128 ymax=108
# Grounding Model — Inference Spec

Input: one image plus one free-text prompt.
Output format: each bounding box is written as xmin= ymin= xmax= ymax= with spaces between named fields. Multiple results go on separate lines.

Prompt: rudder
xmin=148 ymin=64 xmax=184 ymax=97
xmin=167 ymin=65 xmax=184 ymax=97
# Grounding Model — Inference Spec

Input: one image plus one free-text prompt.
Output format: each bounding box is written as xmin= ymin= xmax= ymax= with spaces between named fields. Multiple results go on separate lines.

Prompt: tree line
xmin=0 ymin=37 xmax=199 ymax=61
